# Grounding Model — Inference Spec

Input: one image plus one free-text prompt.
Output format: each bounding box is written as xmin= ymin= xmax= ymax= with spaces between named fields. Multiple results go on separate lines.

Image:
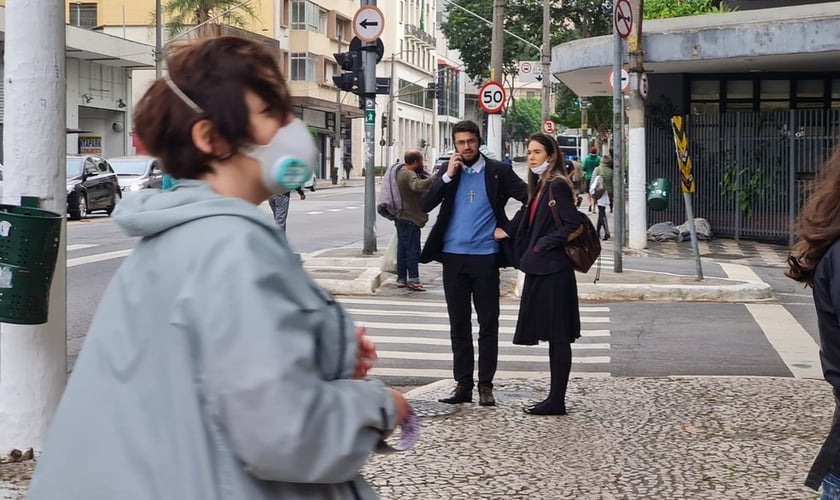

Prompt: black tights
xmin=533 ymin=341 xmax=572 ymax=412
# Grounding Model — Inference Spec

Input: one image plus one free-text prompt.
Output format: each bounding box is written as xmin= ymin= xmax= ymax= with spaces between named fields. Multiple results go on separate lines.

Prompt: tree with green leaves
xmin=506 ymin=97 xmax=543 ymax=143
xmin=163 ymin=0 xmax=258 ymax=37
xmin=644 ymin=0 xmax=731 ymax=19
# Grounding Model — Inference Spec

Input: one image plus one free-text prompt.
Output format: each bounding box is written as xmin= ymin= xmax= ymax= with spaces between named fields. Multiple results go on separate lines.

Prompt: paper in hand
xmin=375 ymin=407 xmax=419 ymax=454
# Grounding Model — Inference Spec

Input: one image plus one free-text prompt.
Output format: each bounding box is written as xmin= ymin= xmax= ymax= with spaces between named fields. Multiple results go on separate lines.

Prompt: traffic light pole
xmin=361 ymin=0 xmax=378 ymax=255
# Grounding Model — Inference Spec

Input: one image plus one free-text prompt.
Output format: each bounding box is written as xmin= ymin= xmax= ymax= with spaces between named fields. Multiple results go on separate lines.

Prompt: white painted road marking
xmin=67 ymin=244 xmax=98 ymax=251
xmin=720 ymin=263 xmax=764 ymax=283
xmin=369 ymin=367 xmax=610 ymax=378
xmin=746 ymin=303 xmax=821 ymax=379
xmin=67 ymin=249 xmax=132 ymax=267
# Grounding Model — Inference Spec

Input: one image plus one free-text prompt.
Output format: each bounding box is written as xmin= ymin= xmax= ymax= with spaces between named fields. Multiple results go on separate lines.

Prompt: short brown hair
xmin=404 ymin=150 xmax=423 ymax=165
xmin=451 ymin=120 xmax=482 ymax=144
xmin=133 ymin=36 xmax=292 ymax=180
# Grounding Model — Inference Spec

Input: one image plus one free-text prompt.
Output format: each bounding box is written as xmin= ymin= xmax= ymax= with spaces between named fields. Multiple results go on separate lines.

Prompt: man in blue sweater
xmin=420 ymin=121 xmax=528 ymax=406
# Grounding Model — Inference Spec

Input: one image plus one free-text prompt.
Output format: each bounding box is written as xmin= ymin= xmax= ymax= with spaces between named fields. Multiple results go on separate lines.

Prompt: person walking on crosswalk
xmin=496 ymin=133 xmax=581 ymax=416
xmin=787 ymin=145 xmax=840 ymax=498
xmin=395 ymin=149 xmax=435 ymax=291
xmin=420 ymin=120 xmax=528 ymax=407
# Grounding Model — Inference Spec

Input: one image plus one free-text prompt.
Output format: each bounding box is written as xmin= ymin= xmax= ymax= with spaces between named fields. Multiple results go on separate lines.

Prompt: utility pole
xmin=155 ymin=0 xmax=162 ymax=78
xmin=0 ymin=0 xmax=67 ymax=451
xmin=612 ymin=0 xmax=625 ymax=272
xmin=361 ymin=0 xmax=378 ymax=255
xmin=540 ymin=0 xmax=551 ymax=124
xmin=336 ymin=38 xmax=345 ymax=184
xmin=487 ymin=0 xmax=505 ymax=158
xmin=627 ymin=0 xmax=646 ymax=249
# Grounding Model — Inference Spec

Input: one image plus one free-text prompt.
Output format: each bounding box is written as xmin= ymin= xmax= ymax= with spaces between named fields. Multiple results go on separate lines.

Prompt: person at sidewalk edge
xmin=593 ymin=154 xmax=614 ymax=213
xmin=787 ymin=144 xmax=840 ymax=499
xmin=420 ymin=120 xmax=528 ymax=406
xmin=496 ymin=133 xmax=581 ymax=416
xmin=581 ymin=146 xmax=600 ymax=213
xmin=269 ymin=186 xmax=306 ymax=233
xmin=590 ymin=171 xmax=611 ymax=241
xmin=396 ymin=149 xmax=435 ymax=291
xmin=26 ymin=36 xmax=409 ymax=500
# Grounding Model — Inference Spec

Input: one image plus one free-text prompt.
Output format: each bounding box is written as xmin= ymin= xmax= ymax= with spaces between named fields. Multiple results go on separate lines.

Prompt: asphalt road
xmin=65 ymin=186 xmax=820 ymax=386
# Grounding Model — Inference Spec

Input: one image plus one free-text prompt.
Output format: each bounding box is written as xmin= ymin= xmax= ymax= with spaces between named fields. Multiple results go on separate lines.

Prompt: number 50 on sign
xmin=478 ymin=81 xmax=506 ymax=114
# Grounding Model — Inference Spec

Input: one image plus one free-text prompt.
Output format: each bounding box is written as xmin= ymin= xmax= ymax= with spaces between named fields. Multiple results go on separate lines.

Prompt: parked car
xmin=109 ymin=155 xmax=163 ymax=193
xmin=66 ymin=154 xmax=121 ymax=220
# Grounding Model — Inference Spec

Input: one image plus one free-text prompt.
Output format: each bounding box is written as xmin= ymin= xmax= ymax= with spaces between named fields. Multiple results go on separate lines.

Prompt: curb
xmin=576 ymin=281 xmax=773 ymax=302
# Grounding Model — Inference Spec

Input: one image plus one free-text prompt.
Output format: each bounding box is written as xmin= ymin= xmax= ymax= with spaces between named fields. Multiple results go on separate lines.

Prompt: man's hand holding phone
xmin=447 ymin=153 xmax=463 ymax=178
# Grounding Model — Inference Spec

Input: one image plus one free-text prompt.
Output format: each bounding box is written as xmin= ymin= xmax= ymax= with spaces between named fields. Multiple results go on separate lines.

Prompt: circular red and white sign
xmin=542 ymin=120 xmax=555 ymax=135
xmin=478 ymin=81 xmax=506 ymax=114
xmin=614 ymin=0 xmax=632 ymax=39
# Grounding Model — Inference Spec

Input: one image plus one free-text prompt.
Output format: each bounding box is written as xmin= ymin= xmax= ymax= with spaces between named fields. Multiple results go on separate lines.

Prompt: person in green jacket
xmin=581 ymin=147 xmax=601 ymax=212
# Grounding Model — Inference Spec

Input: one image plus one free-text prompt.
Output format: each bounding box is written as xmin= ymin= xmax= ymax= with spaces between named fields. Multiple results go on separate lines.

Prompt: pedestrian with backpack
xmin=395 ymin=150 xmax=435 ymax=291
xmin=581 ymin=146 xmax=601 ymax=212
xmin=494 ymin=133 xmax=582 ymax=416
xmin=590 ymin=172 xmax=611 ymax=241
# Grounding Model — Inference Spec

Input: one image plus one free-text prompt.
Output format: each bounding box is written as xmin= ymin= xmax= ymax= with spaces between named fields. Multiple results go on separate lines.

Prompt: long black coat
xmin=419 ymin=155 xmax=527 ymax=267
xmin=503 ymin=179 xmax=581 ymax=275
xmin=805 ymin=240 xmax=840 ymax=489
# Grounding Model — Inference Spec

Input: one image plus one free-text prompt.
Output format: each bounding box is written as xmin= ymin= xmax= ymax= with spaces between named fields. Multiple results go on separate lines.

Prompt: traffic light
xmin=419 ymin=139 xmax=427 ymax=149
xmin=333 ymin=50 xmax=362 ymax=94
xmin=425 ymin=83 xmax=436 ymax=102
xmin=573 ymin=98 xmax=580 ymax=108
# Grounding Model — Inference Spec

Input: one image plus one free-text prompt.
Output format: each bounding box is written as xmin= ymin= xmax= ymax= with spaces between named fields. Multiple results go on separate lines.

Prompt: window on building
xmin=291 ymin=1 xmax=323 ymax=33
xmin=336 ymin=19 xmax=347 ymax=42
xmin=280 ymin=0 xmax=291 ymax=27
xmin=69 ymin=3 xmax=97 ymax=28
xmin=290 ymin=52 xmax=317 ymax=82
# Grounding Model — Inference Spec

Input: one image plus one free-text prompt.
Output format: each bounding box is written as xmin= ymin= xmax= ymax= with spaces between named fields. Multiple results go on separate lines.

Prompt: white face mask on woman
xmin=530 ymin=161 xmax=550 ymax=176
xmin=242 ymin=118 xmax=317 ymax=194
xmin=163 ymin=74 xmax=316 ymax=195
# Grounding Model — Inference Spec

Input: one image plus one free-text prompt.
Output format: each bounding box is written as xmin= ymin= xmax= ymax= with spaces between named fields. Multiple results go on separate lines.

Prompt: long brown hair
xmin=786 ymin=145 xmax=840 ymax=286
xmin=525 ymin=133 xmax=575 ymax=202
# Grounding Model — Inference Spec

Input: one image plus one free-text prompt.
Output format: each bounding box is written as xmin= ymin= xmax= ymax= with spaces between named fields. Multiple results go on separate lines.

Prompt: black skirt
xmin=513 ymin=268 xmax=581 ymax=345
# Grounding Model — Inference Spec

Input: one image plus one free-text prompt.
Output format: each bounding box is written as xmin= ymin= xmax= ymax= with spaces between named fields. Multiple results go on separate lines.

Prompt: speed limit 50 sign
xmin=478 ymin=81 xmax=506 ymax=114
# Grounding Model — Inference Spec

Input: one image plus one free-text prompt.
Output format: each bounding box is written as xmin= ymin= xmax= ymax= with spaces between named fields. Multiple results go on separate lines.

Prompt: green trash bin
xmin=0 ymin=204 xmax=63 ymax=324
xmin=647 ymin=178 xmax=672 ymax=212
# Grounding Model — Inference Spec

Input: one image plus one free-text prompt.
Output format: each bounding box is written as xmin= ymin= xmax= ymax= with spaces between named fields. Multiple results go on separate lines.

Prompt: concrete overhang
xmin=0 ymin=7 xmax=154 ymax=69
xmin=551 ymin=1 xmax=840 ymax=97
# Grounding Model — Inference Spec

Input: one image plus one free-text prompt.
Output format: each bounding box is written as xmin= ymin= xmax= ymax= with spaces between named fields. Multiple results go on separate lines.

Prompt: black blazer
xmin=504 ymin=179 xmax=581 ymax=276
xmin=805 ymin=240 xmax=840 ymax=489
xmin=419 ymin=155 xmax=527 ymax=267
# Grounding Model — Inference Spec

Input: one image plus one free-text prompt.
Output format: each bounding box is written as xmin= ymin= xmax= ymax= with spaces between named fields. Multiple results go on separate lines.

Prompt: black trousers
xmin=441 ymin=253 xmax=500 ymax=388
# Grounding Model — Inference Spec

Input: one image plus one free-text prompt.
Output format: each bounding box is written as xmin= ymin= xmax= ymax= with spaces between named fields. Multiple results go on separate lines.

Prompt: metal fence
xmin=645 ymin=109 xmax=840 ymax=244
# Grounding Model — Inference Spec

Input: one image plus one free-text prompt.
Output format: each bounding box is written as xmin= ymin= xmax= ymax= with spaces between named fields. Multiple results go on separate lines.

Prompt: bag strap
xmin=547 ymin=181 xmax=586 ymax=241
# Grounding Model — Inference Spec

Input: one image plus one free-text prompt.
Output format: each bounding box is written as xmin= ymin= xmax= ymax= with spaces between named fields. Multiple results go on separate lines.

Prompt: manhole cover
xmin=407 ymin=400 xmax=459 ymax=417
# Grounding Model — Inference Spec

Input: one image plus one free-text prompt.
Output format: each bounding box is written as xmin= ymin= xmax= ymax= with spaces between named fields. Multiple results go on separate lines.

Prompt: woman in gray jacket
xmin=27 ymin=36 xmax=409 ymax=500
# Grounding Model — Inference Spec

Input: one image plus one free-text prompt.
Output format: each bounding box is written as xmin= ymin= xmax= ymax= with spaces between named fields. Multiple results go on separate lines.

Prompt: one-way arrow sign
xmin=353 ymin=5 xmax=385 ymax=43
xmin=360 ymin=18 xmax=379 ymax=29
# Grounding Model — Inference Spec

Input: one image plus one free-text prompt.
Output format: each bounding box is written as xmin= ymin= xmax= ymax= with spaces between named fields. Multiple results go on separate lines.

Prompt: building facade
xmin=550 ymin=1 xmax=840 ymax=243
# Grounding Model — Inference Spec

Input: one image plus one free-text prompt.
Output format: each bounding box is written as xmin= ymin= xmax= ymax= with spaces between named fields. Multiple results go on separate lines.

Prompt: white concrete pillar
xmin=628 ymin=120 xmax=647 ymax=249
xmin=0 ymin=0 xmax=68 ymax=450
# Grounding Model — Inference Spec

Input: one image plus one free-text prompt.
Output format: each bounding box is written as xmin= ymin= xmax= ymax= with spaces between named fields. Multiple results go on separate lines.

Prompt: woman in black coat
xmin=788 ymin=145 xmax=840 ymax=497
xmin=495 ymin=133 xmax=581 ymax=415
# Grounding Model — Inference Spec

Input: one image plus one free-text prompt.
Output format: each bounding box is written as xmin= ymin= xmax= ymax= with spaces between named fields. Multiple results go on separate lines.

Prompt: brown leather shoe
xmin=478 ymin=386 xmax=496 ymax=406
xmin=438 ymin=384 xmax=472 ymax=404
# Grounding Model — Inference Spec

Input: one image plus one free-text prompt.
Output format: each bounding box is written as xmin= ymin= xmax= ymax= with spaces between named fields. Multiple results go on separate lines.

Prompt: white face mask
xmin=530 ymin=161 xmax=550 ymax=176
xmin=243 ymin=118 xmax=317 ymax=194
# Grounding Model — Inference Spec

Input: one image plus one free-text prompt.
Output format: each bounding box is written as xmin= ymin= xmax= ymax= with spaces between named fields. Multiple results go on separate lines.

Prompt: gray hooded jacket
xmin=27 ymin=181 xmax=396 ymax=500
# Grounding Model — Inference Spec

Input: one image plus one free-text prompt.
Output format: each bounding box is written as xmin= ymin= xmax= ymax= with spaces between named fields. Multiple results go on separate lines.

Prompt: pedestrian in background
xmin=395 ymin=149 xmax=435 ymax=291
xmin=269 ymin=185 xmax=306 ymax=233
xmin=495 ymin=133 xmax=581 ymax=416
xmin=590 ymin=172 xmax=611 ymax=241
xmin=593 ymin=155 xmax=614 ymax=212
xmin=571 ymin=159 xmax=584 ymax=207
xmin=787 ymin=146 xmax=840 ymax=499
xmin=581 ymin=146 xmax=601 ymax=213
xmin=420 ymin=120 xmax=528 ymax=406
xmin=343 ymin=156 xmax=353 ymax=179
xmin=26 ymin=36 xmax=409 ymax=500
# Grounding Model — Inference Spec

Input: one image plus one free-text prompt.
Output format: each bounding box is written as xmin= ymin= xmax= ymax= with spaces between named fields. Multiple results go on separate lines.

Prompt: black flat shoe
xmin=523 ymin=402 xmax=567 ymax=416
